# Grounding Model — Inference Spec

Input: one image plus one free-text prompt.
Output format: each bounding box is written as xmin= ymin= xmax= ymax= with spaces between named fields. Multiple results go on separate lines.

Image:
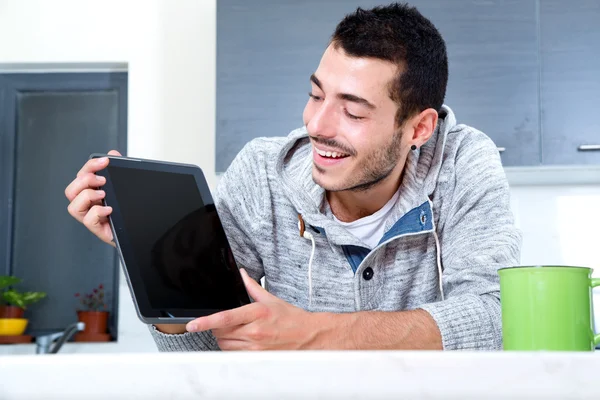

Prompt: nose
xmin=306 ymin=100 xmax=337 ymax=139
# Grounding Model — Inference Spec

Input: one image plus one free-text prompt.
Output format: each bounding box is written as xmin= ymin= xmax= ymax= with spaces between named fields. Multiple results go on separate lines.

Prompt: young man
xmin=65 ymin=3 xmax=521 ymax=350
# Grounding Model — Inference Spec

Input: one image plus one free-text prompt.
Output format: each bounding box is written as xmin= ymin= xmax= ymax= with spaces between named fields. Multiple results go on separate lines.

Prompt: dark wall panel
xmin=0 ymin=73 xmax=127 ymax=339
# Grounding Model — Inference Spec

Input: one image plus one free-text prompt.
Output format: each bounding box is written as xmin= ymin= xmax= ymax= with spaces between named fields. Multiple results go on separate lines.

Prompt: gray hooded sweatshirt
xmin=149 ymin=105 xmax=522 ymax=351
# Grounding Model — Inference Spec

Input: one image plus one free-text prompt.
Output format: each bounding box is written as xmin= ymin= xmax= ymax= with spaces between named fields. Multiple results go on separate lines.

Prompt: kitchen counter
xmin=1 ymin=350 xmax=599 ymax=399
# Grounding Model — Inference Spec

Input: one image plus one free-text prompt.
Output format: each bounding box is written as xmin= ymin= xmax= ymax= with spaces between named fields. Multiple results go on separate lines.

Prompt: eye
xmin=308 ymin=92 xmax=323 ymax=102
xmin=344 ymin=109 xmax=364 ymax=120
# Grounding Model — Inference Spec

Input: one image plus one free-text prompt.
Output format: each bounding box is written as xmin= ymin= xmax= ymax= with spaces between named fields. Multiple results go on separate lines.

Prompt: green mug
xmin=499 ymin=265 xmax=600 ymax=351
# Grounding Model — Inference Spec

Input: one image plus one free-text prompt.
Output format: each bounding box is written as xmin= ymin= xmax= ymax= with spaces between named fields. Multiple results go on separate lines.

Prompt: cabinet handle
xmin=578 ymin=145 xmax=600 ymax=151
xmin=497 ymin=147 xmax=506 ymax=153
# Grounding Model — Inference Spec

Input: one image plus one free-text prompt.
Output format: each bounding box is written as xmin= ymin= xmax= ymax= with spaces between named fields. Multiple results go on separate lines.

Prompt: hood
xmin=275 ymin=105 xmax=458 ymax=247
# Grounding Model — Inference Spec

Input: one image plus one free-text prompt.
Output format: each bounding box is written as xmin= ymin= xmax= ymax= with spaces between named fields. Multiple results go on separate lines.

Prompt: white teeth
xmin=316 ymin=148 xmax=347 ymax=158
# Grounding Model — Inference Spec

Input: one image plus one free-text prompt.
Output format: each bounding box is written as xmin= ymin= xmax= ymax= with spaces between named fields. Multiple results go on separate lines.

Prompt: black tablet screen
xmin=106 ymin=165 xmax=249 ymax=316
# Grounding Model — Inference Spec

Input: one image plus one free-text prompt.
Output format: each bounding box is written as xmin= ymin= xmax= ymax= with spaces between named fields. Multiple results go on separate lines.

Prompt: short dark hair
xmin=330 ymin=2 xmax=448 ymax=126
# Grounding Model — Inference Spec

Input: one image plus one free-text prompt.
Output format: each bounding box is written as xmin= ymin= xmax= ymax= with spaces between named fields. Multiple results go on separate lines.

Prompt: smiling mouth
xmin=314 ymin=148 xmax=350 ymax=159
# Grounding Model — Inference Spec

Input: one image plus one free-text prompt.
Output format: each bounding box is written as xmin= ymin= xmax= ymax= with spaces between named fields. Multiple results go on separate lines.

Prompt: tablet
xmin=90 ymin=154 xmax=251 ymax=324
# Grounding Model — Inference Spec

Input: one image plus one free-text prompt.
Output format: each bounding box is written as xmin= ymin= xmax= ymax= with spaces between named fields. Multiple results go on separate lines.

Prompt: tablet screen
xmin=105 ymin=163 xmax=249 ymax=318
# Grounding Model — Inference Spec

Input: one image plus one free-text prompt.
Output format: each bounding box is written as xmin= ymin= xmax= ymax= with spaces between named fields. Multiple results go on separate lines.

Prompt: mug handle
xmin=591 ymin=279 xmax=600 ymax=346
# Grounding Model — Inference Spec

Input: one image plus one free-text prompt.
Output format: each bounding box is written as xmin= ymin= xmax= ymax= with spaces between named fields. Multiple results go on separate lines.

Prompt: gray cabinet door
xmin=216 ymin=0 xmax=365 ymax=172
xmin=540 ymin=0 xmax=600 ymax=165
xmin=415 ymin=0 xmax=540 ymax=167
xmin=216 ymin=0 xmax=541 ymax=170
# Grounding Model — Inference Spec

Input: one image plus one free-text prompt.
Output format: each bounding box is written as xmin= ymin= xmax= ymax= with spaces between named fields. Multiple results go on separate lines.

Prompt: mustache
xmin=309 ymin=136 xmax=356 ymax=156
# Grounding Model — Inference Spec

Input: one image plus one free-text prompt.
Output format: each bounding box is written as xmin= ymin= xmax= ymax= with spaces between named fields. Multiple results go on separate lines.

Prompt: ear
xmin=410 ymin=108 xmax=438 ymax=147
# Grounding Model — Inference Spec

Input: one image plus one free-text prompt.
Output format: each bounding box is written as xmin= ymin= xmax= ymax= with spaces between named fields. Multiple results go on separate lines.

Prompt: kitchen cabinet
xmin=216 ymin=0 xmax=541 ymax=170
xmin=216 ymin=0 xmax=600 ymax=181
xmin=539 ymin=0 xmax=600 ymax=166
xmin=419 ymin=0 xmax=541 ymax=167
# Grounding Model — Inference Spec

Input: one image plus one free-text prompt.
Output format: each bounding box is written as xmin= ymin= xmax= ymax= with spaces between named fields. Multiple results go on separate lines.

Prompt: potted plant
xmin=0 ymin=275 xmax=47 ymax=318
xmin=74 ymin=283 xmax=110 ymax=341
xmin=0 ymin=275 xmax=46 ymax=337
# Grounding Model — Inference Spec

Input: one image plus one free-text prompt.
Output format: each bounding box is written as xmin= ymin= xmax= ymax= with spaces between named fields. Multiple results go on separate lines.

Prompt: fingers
xmin=186 ymin=303 xmax=259 ymax=332
xmin=76 ymin=155 xmax=109 ymax=179
xmin=82 ymin=204 xmax=114 ymax=244
xmin=67 ymin=188 xmax=106 ymax=223
xmin=213 ymin=321 xmax=268 ymax=343
xmin=66 ymin=149 xmax=122 ymax=202
xmin=213 ymin=325 xmax=264 ymax=351
xmin=74 ymin=149 xmax=121 ymax=180
xmin=64 ymin=150 xmax=121 ymax=246
xmin=240 ymin=268 xmax=277 ymax=303
xmin=211 ymin=325 xmax=243 ymax=341
xmin=216 ymin=339 xmax=260 ymax=351
xmin=65 ymin=173 xmax=106 ymax=202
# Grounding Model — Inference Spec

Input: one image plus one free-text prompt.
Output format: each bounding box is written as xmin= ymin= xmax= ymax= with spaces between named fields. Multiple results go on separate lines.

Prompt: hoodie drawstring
xmin=298 ymin=214 xmax=316 ymax=308
xmin=433 ymin=229 xmax=445 ymax=301
xmin=427 ymin=198 xmax=445 ymax=301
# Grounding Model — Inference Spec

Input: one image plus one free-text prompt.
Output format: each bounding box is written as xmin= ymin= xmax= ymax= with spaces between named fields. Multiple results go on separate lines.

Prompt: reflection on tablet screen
xmin=107 ymin=166 xmax=247 ymax=316
xmin=150 ymin=204 xmax=242 ymax=310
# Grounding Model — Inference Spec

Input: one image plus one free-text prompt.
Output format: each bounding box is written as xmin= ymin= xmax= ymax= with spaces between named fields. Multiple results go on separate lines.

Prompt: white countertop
xmin=1 ymin=350 xmax=599 ymax=400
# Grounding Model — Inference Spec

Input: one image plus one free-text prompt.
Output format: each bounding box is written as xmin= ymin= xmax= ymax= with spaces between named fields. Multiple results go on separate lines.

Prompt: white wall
xmin=511 ymin=185 xmax=600 ymax=271
xmin=0 ymin=0 xmax=217 ymax=355
xmin=0 ymin=0 xmax=217 ymax=187
xmin=0 ymin=0 xmax=599 ymax=355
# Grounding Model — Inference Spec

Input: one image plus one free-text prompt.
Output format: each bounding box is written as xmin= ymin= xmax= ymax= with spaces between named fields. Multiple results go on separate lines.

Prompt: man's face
xmin=303 ymin=44 xmax=408 ymax=192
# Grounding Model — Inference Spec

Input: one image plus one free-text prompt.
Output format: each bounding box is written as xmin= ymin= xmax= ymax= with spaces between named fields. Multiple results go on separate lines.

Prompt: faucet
xmin=35 ymin=322 xmax=85 ymax=354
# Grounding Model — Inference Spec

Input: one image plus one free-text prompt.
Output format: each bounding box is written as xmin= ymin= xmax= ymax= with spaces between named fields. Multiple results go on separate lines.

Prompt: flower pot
xmin=0 ymin=318 xmax=28 ymax=336
xmin=76 ymin=310 xmax=109 ymax=334
xmin=0 ymin=305 xmax=24 ymax=319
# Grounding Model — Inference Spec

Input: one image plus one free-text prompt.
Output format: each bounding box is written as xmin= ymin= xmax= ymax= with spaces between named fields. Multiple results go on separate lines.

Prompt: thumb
xmin=240 ymin=268 xmax=277 ymax=303
xmin=107 ymin=149 xmax=122 ymax=157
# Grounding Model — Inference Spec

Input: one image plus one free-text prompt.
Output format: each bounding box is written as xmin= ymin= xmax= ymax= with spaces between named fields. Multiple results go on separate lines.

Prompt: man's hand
xmin=185 ymin=269 xmax=442 ymax=351
xmin=186 ymin=269 xmax=324 ymax=350
xmin=65 ymin=150 xmax=123 ymax=246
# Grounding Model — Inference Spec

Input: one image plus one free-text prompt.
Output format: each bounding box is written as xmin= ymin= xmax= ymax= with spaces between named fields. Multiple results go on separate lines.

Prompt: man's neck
xmin=327 ymin=172 xmax=402 ymax=223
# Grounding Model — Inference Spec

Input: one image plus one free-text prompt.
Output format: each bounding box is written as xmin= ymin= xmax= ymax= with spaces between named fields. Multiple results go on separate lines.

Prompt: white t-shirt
xmin=332 ymin=190 xmax=400 ymax=249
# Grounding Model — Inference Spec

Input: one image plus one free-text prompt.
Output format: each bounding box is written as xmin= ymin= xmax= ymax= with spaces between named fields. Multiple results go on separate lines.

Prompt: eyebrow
xmin=310 ymin=74 xmax=376 ymax=110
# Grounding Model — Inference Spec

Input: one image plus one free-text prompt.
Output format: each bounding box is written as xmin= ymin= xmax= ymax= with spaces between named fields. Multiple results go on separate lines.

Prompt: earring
xmin=411 ymin=144 xmax=417 ymax=151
